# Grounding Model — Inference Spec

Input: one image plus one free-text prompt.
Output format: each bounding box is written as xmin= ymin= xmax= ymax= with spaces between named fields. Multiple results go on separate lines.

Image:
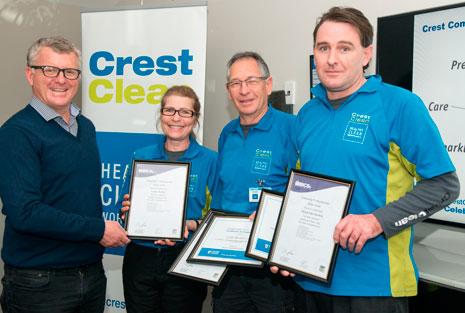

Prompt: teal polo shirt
xmin=294 ymin=75 xmax=455 ymax=296
xmin=214 ymin=105 xmax=295 ymax=214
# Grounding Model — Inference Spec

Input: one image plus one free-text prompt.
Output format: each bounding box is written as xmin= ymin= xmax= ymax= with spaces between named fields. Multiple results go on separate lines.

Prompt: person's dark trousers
xmin=294 ymin=284 xmax=409 ymax=313
xmin=123 ymin=242 xmax=207 ymax=313
xmin=1 ymin=261 xmax=106 ymax=313
xmin=212 ymin=265 xmax=294 ymax=313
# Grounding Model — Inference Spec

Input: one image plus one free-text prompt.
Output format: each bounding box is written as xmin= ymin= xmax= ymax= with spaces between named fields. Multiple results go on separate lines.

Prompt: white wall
xmin=202 ymin=0 xmax=465 ymax=150
xmin=0 ymin=0 xmax=82 ymax=120
xmin=2 ymin=0 xmax=463 ymax=149
xmin=0 ymin=0 xmax=82 ymax=283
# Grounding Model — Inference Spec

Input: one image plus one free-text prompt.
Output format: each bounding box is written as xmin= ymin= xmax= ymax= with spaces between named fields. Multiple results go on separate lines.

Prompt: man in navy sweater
xmin=0 ymin=36 xmax=130 ymax=313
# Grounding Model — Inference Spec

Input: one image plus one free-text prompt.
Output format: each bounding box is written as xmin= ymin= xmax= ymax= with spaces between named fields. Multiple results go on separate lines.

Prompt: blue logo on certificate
xmin=255 ymin=238 xmax=271 ymax=253
xmin=199 ymin=248 xmax=249 ymax=260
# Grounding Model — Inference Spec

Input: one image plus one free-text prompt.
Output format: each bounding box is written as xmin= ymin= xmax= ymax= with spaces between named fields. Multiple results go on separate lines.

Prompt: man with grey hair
xmin=211 ymin=51 xmax=295 ymax=313
xmin=0 ymin=36 xmax=130 ymax=313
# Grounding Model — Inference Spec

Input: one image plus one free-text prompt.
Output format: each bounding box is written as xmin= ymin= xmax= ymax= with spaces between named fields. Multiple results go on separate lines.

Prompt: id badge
xmin=249 ymin=187 xmax=262 ymax=203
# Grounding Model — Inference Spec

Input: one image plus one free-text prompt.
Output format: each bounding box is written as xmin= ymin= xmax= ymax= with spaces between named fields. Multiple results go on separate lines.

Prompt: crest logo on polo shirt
xmin=189 ymin=174 xmax=199 ymax=196
xmin=342 ymin=113 xmax=371 ymax=144
xmin=251 ymin=149 xmax=272 ymax=175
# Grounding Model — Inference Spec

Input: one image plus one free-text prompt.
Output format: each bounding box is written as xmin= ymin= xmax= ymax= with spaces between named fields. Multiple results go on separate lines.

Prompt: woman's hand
xmin=119 ymin=194 xmax=131 ymax=222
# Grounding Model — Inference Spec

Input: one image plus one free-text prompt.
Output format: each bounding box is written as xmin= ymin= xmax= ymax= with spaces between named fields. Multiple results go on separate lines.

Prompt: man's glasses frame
xmin=30 ymin=65 xmax=81 ymax=80
xmin=227 ymin=76 xmax=267 ymax=90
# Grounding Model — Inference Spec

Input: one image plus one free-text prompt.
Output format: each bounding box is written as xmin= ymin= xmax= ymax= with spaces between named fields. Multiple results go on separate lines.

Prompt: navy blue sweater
xmin=0 ymin=105 xmax=105 ymax=268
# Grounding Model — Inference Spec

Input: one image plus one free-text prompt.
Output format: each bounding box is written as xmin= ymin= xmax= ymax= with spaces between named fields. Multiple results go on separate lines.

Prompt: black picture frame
xmin=124 ymin=159 xmax=190 ymax=241
xmin=188 ymin=211 xmax=264 ymax=267
xmin=245 ymin=189 xmax=284 ymax=262
xmin=268 ymin=169 xmax=355 ymax=284
xmin=168 ymin=210 xmax=229 ymax=285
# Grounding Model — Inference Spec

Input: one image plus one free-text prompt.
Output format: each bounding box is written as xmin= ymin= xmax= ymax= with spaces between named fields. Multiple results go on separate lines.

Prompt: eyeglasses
xmin=30 ymin=65 xmax=81 ymax=80
xmin=161 ymin=108 xmax=196 ymax=118
xmin=227 ymin=76 xmax=267 ymax=90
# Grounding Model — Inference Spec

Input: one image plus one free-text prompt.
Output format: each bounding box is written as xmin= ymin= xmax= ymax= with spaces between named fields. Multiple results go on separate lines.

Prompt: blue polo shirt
xmin=293 ymin=75 xmax=455 ymax=296
xmin=120 ymin=134 xmax=218 ymax=248
xmin=214 ymin=105 xmax=295 ymax=214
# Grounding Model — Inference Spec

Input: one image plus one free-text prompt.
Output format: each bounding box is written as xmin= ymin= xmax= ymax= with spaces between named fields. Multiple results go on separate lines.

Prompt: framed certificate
xmin=168 ymin=211 xmax=228 ymax=285
xmin=124 ymin=159 xmax=190 ymax=241
xmin=268 ymin=169 xmax=355 ymax=284
xmin=188 ymin=212 xmax=264 ymax=267
xmin=245 ymin=190 xmax=284 ymax=262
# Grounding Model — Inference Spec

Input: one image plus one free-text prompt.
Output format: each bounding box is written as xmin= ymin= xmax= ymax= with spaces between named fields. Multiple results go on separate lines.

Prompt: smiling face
xmin=25 ymin=46 xmax=80 ymax=118
xmin=313 ymin=21 xmax=373 ymax=100
xmin=161 ymin=95 xmax=198 ymax=145
xmin=226 ymin=58 xmax=272 ymax=125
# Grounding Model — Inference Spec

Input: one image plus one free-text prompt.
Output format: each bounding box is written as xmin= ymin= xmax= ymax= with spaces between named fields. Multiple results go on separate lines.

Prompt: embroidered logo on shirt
xmin=251 ymin=149 xmax=272 ymax=175
xmin=342 ymin=113 xmax=371 ymax=144
xmin=189 ymin=174 xmax=198 ymax=196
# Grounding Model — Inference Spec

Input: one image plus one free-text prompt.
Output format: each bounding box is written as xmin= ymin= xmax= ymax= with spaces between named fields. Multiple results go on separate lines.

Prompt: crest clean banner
xmin=81 ymin=5 xmax=207 ymax=311
xmin=413 ymin=6 xmax=465 ymax=225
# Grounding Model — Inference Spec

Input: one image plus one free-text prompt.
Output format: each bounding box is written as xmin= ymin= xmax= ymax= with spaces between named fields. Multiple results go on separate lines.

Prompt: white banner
xmin=81 ymin=6 xmax=207 ymax=312
xmin=413 ymin=6 xmax=465 ymax=225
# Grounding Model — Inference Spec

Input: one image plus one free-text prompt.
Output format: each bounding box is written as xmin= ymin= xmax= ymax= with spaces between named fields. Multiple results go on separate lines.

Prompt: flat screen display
xmin=377 ymin=3 xmax=465 ymax=227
